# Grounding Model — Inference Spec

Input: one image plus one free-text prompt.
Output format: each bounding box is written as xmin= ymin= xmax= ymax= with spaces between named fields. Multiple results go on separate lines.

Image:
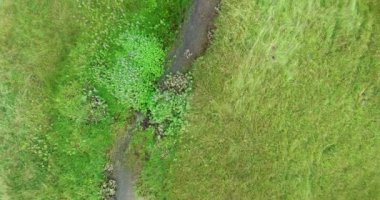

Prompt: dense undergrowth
xmin=0 ymin=0 xmax=190 ymax=199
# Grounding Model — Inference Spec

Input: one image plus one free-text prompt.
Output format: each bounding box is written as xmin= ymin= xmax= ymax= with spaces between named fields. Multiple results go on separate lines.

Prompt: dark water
xmin=111 ymin=127 xmax=137 ymax=200
xmin=166 ymin=0 xmax=221 ymax=75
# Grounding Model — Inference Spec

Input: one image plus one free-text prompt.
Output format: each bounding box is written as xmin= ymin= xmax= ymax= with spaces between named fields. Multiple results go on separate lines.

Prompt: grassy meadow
xmin=0 ymin=0 xmax=379 ymax=200
xmin=167 ymin=0 xmax=380 ymax=199
xmin=0 ymin=0 xmax=189 ymax=199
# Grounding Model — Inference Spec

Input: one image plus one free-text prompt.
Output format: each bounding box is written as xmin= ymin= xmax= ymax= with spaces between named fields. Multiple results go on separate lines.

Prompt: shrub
xmin=93 ymin=30 xmax=165 ymax=111
xmin=149 ymin=91 xmax=186 ymax=136
xmin=149 ymin=73 xmax=192 ymax=137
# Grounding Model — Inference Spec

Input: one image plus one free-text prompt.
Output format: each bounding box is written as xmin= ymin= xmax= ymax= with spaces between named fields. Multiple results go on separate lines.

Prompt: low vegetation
xmin=1 ymin=0 xmax=379 ymax=199
xmin=166 ymin=0 xmax=380 ymax=199
xmin=0 ymin=0 xmax=190 ymax=199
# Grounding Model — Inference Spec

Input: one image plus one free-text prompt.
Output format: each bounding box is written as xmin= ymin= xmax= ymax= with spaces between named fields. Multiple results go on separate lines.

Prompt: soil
xmin=108 ymin=0 xmax=221 ymax=199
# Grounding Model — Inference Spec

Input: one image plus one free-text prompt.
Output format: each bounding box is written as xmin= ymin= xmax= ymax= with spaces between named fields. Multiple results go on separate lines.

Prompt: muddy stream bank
xmin=107 ymin=0 xmax=221 ymax=199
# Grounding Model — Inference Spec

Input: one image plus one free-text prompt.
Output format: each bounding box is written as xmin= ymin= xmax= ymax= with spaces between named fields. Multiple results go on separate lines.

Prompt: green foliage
xmin=149 ymin=74 xmax=192 ymax=137
xmin=93 ymin=30 xmax=165 ymax=111
xmin=0 ymin=0 xmax=191 ymax=199
xmin=123 ymin=73 xmax=192 ymax=199
xmin=90 ymin=30 xmax=192 ymax=198
xmin=149 ymin=91 xmax=188 ymax=136
xmin=131 ymin=0 xmax=191 ymax=46
xmin=137 ymin=139 xmax=175 ymax=199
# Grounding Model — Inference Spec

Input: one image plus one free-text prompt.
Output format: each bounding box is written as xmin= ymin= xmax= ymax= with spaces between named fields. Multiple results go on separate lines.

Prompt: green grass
xmin=166 ymin=0 xmax=380 ymax=199
xmin=0 ymin=177 xmax=9 ymax=200
xmin=2 ymin=0 xmax=379 ymax=199
xmin=0 ymin=1 xmax=82 ymax=198
xmin=0 ymin=0 xmax=190 ymax=199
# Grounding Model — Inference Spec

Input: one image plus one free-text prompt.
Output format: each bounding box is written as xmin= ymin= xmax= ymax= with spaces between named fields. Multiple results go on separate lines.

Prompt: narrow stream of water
xmin=110 ymin=0 xmax=221 ymax=199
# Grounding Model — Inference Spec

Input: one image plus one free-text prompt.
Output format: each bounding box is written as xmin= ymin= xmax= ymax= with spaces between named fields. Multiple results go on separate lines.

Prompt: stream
xmin=109 ymin=0 xmax=221 ymax=199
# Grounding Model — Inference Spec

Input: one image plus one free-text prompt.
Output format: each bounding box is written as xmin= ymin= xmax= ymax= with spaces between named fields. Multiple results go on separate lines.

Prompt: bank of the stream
xmin=111 ymin=0 xmax=221 ymax=199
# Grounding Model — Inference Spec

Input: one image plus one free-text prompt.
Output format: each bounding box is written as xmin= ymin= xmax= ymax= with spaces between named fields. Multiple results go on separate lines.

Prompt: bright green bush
xmin=94 ymin=30 xmax=165 ymax=111
xmin=92 ymin=30 xmax=192 ymax=137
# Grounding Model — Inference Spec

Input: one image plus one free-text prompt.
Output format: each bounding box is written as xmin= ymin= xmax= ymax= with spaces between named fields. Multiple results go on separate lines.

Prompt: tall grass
xmin=167 ymin=0 xmax=380 ymax=199
xmin=0 ymin=1 xmax=80 ymax=198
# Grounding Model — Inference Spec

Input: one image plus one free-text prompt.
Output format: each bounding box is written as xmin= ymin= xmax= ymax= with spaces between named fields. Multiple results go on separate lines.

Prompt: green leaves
xmin=93 ymin=30 xmax=164 ymax=111
xmin=149 ymin=88 xmax=190 ymax=137
xmin=92 ymin=29 xmax=192 ymax=137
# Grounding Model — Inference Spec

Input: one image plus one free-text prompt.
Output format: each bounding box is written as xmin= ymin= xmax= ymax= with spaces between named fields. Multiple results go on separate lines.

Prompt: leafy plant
xmin=125 ymin=73 xmax=192 ymax=198
xmin=150 ymin=91 xmax=188 ymax=137
xmin=149 ymin=74 xmax=192 ymax=137
xmin=93 ymin=30 xmax=164 ymax=111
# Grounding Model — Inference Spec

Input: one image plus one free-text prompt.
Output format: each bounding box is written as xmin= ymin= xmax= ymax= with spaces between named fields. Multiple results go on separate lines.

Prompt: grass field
xmin=0 ymin=177 xmax=9 ymax=200
xmin=1 ymin=0 xmax=379 ymax=199
xmin=0 ymin=1 xmax=82 ymax=198
xmin=0 ymin=0 xmax=189 ymax=199
xmin=167 ymin=0 xmax=380 ymax=199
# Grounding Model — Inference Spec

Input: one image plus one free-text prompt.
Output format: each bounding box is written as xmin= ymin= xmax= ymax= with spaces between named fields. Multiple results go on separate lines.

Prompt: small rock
xmin=184 ymin=49 xmax=193 ymax=59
